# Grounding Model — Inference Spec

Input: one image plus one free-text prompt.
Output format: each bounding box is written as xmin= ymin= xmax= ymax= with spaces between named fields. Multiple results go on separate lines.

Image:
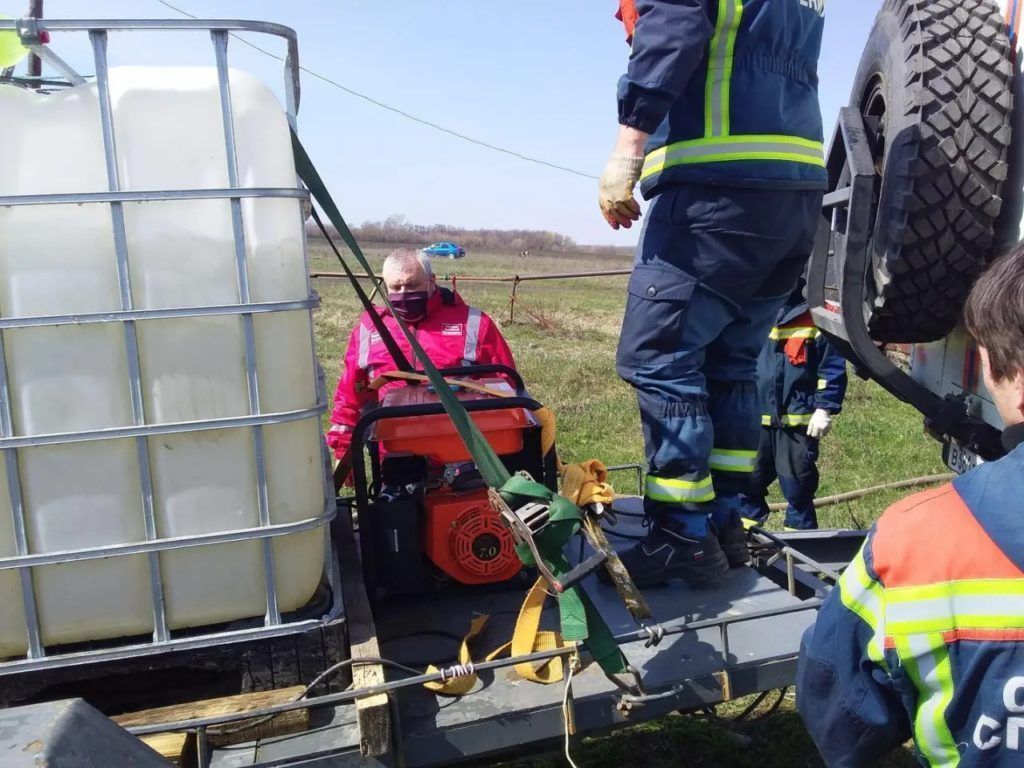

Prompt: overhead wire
xmin=153 ymin=0 xmax=599 ymax=180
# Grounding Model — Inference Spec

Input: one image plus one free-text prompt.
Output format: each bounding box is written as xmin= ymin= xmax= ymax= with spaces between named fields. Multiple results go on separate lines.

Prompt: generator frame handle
xmin=405 ymin=364 xmax=525 ymax=392
xmin=349 ymin=394 xmax=544 ymax=597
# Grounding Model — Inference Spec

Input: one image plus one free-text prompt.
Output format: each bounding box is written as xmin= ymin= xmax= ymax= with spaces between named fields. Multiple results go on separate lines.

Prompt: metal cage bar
xmin=90 ymin=29 xmax=170 ymax=645
xmin=0 ymin=18 xmax=336 ymax=672
xmin=0 ymin=335 xmax=43 ymax=659
xmin=212 ymin=29 xmax=280 ymax=627
xmin=0 ymin=187 xmax=307 ymax=207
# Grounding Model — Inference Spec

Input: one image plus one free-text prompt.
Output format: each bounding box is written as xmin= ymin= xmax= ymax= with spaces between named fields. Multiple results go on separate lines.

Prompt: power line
xmin=153 ymin=0 xmax=599 ymax=180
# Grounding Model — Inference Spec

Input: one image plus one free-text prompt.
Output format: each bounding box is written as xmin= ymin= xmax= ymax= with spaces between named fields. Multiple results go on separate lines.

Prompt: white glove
xmin=806 ymin=409 xmax=833 ymax=439
xmin=598 ymin=154 xmax=643 ymax=230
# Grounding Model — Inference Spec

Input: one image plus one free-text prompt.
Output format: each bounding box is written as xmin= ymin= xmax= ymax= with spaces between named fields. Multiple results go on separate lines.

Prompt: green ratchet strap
xmin=292 ymin=131 xmax=627 ymax=677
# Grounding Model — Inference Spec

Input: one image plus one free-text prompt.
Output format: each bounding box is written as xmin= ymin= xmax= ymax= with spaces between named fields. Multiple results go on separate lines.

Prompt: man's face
xmin=382 ymin=259 xmax=435 ymax=295
xmin=980 ymin=347 xmax=1024 ymax=428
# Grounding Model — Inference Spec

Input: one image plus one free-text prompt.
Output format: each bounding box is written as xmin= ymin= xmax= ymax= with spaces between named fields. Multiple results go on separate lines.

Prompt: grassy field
xmin=311 ymin=242 xmax=944 ymax=766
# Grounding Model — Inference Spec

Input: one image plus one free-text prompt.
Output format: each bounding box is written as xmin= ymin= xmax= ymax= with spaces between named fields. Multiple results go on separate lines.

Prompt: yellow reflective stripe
xmin=769 ymin=326 xmax=820 ymax=341
xmin=645 ymin=475 xmax=715 ymax=503
xmin=838 ymin=548 xmax=888 ymax=667
xmin=894 ymin=634 xmax=959 ymax=766
xmin=817 ymin=378 xmax=827 ymax=391
xmin=885 ymin=579 xmax=1024 ymax=635
xmin=642 ymin=136 xmax=826 ymax=179
xmin=709 ymin=448 xmax=757 ymax=473
xmin=781 ymin=414 xmax=813 ymax=427
xmin=705 ymin=0 xmax=743 ymax=137
xmin=761 ymin=414 xmax=772 ymax=426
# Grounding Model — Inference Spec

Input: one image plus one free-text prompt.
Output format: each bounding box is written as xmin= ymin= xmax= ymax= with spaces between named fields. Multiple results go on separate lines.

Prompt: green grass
xmin=311 ymin=242 xmax=943 ymax=767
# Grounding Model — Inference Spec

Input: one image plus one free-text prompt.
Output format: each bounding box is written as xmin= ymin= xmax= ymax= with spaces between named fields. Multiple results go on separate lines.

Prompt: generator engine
xmin=422 ymin=487 xmax=521 ymax=585
xmin=354 ymin=374 xmax=551 ymax=598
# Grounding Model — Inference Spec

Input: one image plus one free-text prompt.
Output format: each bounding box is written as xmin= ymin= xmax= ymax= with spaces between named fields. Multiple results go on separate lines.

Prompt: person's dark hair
xmin=964 ymin=245 xmax=1024 ymax=382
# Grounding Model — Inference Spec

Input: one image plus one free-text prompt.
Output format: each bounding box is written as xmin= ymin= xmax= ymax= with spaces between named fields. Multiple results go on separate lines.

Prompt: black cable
xmin=206 ymin=656 xmax=422 ymax=737
xmin=153 ymin=0 xmax=599 ymax=180
xmin=732 ymin=690 xmax=771 ymax=722
xmin=756 ymin=686 xmax=790 ymax=720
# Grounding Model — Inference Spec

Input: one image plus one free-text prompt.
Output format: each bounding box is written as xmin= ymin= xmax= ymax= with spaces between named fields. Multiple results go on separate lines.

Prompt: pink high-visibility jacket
xmin=326 ymin=288 xmax=516 ymax=458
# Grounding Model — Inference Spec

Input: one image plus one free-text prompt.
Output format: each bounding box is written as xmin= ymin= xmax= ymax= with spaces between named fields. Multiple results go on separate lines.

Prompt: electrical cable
xmin=767 ymin=473 xmax=954 ymax=511
xmin=206 ymin=656 xmax=422 ymax=737
xmin=758 ymin=686 xmax=789 ymax=720
xmin=732 ymin=690 xmax=772 ymax=722
xmin=562 ymin=651 xmax=581 ymax=768
xmin=153 ymin=0 xmax=599 ymax=180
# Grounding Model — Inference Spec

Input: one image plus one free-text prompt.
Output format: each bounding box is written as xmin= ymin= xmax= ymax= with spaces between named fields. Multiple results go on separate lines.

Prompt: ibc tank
xmin=0 ymin=66 xmax=327 ymax=659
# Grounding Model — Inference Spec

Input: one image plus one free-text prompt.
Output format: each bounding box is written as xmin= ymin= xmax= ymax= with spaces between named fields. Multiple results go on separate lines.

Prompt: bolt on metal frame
xmin=0 ymin=18 xmax=338 ymax=673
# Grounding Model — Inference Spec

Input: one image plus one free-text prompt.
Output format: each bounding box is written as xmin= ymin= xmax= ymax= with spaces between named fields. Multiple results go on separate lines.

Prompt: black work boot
xmin=714 ymin=519 xmax=750 ymax=568
xmin=602 ymin=523 xmax=729 ymax=589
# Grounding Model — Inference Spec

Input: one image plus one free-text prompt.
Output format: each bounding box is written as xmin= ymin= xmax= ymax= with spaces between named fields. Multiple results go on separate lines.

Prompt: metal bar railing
xmin=0 ymin=405 xmax=321 ymax=450
xmin=0 ymin=503 xmax=334 ymax=571
xmin=0 ymin=615 xmax=328 ymax=676
xmin=0 ymin=297 xmax=317 ymax=331
xmin=90 ymin=29 xmax=170 ymax=644
xmin=0 ymin=187 xmax=307 ymax=207
xmin=212 ymin=29 xmax=280 ymax=628
xmin=0 ymin=334 xmax=43 ymax=659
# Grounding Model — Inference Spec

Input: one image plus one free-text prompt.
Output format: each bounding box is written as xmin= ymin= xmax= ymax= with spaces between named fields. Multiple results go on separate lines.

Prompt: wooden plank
xmin=138 ymin=732 xmax=190 ymax=766
xmin=335 ymin=500 xmax=393 ymax=757
xmin=113 ymin=686 xmax=308 ymax=747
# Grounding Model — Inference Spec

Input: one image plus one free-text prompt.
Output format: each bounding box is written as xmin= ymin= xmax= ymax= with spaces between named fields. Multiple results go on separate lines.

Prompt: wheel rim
xmin=860 ymin=77 xmax=887 ymax=174
xmin=857 ymin=76 xmax=889 ymax=320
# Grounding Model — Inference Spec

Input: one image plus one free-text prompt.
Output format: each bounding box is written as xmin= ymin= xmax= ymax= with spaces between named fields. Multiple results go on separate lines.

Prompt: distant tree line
xmin=306 ymin=213 xmax=632 ymax=256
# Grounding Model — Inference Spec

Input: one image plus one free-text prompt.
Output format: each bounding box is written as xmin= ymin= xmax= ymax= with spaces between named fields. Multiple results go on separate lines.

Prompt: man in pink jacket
xmin=326 ymin=248 xmax=517 ymax=460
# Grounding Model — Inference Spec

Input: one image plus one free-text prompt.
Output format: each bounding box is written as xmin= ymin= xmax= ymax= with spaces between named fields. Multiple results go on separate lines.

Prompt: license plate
xmin=945 ymin=439 xmax=984 ymax=475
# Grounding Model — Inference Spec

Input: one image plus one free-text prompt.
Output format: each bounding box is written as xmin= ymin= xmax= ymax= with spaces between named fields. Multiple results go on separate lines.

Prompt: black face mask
xmin=388 ymin=290 xmax=430 ymax=323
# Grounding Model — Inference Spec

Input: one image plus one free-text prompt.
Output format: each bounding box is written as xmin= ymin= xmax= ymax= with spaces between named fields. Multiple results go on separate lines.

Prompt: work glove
xmin=806 ymin=409 xmax=833 ymax=439
xmin=598 ymin=154 xmax=643 ymax=230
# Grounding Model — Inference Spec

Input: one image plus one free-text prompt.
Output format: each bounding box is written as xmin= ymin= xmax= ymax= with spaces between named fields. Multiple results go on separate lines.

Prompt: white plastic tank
xmin=0 ymin=67 xmax=326 ymax=658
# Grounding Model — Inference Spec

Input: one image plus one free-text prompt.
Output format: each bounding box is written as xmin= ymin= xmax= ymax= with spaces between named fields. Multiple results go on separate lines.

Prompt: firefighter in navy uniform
xmin=797 ymin=246 xmax=1024 ymax=767
xmin=740 ymin=281 xmax=847 ymax=530
xmin=599 ymin=0 xmax=828 ymax=587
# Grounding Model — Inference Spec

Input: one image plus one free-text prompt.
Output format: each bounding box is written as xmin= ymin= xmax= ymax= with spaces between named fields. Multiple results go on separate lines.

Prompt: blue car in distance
xmin=422 ymin=242 xmax=465 ymax=259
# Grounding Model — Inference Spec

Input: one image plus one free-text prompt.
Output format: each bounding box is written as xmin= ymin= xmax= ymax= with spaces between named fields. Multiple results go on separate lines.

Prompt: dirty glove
xmin=598 ymin=154 xmax=643 ymax=230
xmin=806 ymin=409 xmax=833 ymax=439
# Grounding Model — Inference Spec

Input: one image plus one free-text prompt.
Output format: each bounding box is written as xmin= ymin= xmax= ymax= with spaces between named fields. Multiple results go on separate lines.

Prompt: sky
xmin=6 ymin=1 xmax=882 ymax=246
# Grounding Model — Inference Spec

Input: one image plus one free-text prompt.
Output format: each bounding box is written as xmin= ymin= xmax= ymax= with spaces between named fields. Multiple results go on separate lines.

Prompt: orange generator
xmin=347 ymin=367 xmax=555 ymax=598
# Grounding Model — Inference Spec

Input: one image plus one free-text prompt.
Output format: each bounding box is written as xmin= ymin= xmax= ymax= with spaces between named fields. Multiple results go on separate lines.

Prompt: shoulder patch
xmin=441 ymin=323 xmax=463 ymax=336
xmin=873 ymin=484 xmax=1024 ymax=587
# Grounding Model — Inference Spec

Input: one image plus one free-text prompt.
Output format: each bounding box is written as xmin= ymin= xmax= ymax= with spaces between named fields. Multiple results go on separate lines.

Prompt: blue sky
xmin=9 ymin=1 xmax=881 ymax=246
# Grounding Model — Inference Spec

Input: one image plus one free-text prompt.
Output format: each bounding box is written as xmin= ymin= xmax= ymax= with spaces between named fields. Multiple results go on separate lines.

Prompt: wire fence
xmin=310 ymin=269 xmax=633 ymax=326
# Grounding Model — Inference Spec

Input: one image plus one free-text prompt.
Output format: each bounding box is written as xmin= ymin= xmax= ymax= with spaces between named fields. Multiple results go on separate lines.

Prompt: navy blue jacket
xmin=759 ymin=300 xmax=847 ymax=429
xmin=797 ymin=425 xmax=1024 ymax=767
xmin=618 ymin=0 xmax=827 ymax=195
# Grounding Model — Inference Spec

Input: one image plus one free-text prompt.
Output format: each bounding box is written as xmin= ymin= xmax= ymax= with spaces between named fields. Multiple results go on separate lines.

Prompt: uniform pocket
xmin=616 ymin=263 xmax=697 ymax=368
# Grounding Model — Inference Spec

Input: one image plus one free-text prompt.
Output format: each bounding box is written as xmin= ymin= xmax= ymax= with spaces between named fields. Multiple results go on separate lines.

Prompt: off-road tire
xmin=853 ymin=0 xmax=1013 ymax=342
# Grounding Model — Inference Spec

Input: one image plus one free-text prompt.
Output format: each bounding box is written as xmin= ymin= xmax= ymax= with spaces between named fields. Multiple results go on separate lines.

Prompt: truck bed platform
xmin=208 ymin=506 xmax=833 ymax=768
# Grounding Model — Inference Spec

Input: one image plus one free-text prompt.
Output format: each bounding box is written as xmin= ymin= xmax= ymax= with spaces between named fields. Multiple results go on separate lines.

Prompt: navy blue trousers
xmin=741 ymin=426 xmax=821 ymax=530
xmin=616 ymin=184 xmax=822 ymax=537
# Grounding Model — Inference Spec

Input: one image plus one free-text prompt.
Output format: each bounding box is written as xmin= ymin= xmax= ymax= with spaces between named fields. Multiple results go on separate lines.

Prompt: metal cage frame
xmin=0 ymin=18 xmax=339 ymax=674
